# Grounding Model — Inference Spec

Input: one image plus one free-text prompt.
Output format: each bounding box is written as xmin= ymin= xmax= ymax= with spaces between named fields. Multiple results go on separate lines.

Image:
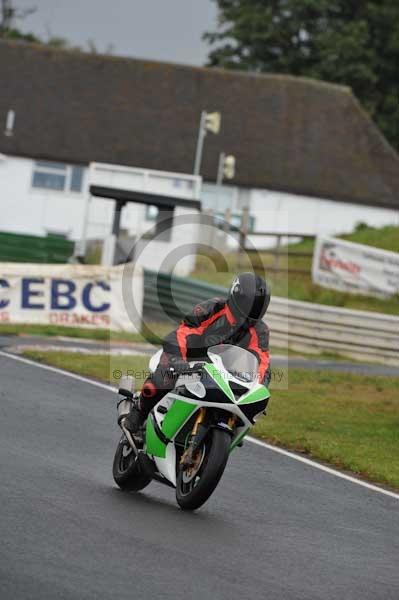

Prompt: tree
xmin=0 ymin=0 xmax=36 ymax=35
xmin=204 ymin=0 xmax=399 ymax=150
xmin=0 ymin=1 xmax=113 ymax=53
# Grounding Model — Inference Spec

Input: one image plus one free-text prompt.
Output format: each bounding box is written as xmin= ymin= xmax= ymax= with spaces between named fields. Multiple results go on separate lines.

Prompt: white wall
xmin=2 ymin=155 xmax=397 ymax=253
xmin=200 ymin=182 xmax=399 ymax=250
xmin=249 ymin=188 xmax=399 ymax=248
xmin=0 ymin=155 xmax=200 ymax=276
xmin=0 ymin=155 xmax=145 ymax=241
xmin=131 ymin=207 xmax=200 ymax=276
xmin=0 ymin=155 xmax=46 ymax=235
xmin=0 ymin=155 xmax=90 ymax=238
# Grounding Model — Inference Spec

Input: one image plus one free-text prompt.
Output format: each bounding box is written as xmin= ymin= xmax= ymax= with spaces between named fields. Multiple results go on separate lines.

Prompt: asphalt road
xmin=0 ymin=353 xmax=398 ymax=600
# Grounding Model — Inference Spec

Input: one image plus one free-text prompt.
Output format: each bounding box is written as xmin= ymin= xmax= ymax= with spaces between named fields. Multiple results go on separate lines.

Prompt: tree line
xmin=204 ymin=0 xmax=399 ymax=150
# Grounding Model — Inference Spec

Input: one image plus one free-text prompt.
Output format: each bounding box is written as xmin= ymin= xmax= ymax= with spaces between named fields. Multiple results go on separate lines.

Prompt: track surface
xmin=0 ymin=353 xmax=398 ymax=600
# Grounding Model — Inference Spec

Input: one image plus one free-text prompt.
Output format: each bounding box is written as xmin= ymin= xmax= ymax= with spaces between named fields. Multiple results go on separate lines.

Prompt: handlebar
xmin=174 ymin=362 xmax=205 ymax=376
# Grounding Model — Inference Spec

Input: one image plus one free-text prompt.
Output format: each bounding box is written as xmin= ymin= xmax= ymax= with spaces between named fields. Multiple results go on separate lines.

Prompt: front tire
xmin=176 ymin=429 xmax=231 ymax=511
xmin=112 ymin=435 xmax=152 ymax=492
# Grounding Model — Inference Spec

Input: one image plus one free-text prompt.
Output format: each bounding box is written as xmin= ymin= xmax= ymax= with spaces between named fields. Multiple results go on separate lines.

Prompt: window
xmin=32 ymin=162 xmax=66 ymax=191
xmin=32 ymin=162 xmax=85 ymax=193
xmin=70 ymin=166 xmax=84 ymax=192
xmin=173 ymin=178 xmax=194 ymax=191
xmin=144 ymin=205 xmax=173 ymax=241
xmin=145 ymin=205 xmax=159 ymax=221
xmin=201 ymin=182 xmax=238 ymax=212
xmin=214 ymin=212 xmax=255 ymax=233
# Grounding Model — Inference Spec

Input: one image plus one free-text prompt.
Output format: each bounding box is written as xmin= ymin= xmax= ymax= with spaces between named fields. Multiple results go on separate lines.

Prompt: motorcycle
xmin=112 ymin=344 xmax=270 ymax=510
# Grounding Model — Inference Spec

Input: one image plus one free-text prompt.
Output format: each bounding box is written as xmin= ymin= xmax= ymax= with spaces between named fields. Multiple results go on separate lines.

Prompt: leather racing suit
xmin=138 ymin=296 xmax=271 ymax=417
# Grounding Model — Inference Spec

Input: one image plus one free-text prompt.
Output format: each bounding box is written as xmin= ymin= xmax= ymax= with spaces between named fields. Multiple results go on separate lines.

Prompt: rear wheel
xmin=176 ymin=429 xmax=231 ymax=511
xmin=112 ymin=435 xmax=152 ymax=492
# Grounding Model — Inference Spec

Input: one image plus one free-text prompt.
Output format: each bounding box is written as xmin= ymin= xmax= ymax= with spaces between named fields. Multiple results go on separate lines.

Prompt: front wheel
xmin=112 ymin=435 xmax=152 ymax=492
xmin=176 ymin=429 xmax=231 ymax=511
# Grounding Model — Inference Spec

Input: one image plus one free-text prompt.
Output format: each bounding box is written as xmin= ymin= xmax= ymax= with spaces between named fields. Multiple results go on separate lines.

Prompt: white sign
xmin=312 ymin=236 xmax=399 ymax=298
xmin=0 ymin=263 xmax=143 ymax=332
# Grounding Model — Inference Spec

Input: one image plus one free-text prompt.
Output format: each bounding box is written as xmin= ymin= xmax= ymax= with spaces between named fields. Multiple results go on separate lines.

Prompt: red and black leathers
xmin=138 ymin=297 xmax=271 ymax=417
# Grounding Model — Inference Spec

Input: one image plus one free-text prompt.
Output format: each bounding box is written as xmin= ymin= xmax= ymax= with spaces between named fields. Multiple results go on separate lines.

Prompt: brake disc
xmin=182 ymin=445 xmax=206 ymax=483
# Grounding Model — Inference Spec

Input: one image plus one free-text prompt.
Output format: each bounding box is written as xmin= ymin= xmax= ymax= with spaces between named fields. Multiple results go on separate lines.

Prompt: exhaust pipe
xmin=116 ymin=375 xmax=138 ymax=454
xmin=117 ymin=398 xmax=133 ymax=425
xmin=117 ymin=375 xmax=135 ymax=425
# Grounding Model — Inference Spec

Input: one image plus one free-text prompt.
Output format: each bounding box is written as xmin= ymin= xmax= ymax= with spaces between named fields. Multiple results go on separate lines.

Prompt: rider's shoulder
xmin=184 ymin=297 xmax=225 ymax=325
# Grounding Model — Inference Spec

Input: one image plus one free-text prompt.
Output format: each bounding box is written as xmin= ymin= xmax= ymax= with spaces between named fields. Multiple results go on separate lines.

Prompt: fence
xmin=0 ymin=232 xmax=74 ymax=263
xmin=143 ymin=270 xmax=399 ymax=366
xmin=209 ymin=207 xmax=315 ymax=274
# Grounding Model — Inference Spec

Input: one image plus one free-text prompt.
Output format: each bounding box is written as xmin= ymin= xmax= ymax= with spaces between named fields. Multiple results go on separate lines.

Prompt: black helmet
xmin=227 ymin=272 xmax=270 ymax=324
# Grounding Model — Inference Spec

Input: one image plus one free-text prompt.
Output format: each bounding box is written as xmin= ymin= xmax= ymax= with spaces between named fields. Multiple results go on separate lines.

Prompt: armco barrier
xmin=143 ymin=270 xmax=399 ymax=366
xmin=143 ymin=270 xmax=228 ymax=320
xmin=266 ymin=297 xmax=399 ymax=366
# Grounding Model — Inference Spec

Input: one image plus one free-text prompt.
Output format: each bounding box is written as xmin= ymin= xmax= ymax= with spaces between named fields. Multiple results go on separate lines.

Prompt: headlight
xmin=185 ymin=381 xmax=206 ymax=398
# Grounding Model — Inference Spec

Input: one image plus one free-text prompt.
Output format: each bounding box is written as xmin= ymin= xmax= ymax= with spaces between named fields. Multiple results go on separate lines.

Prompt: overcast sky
xmin=16 ymin=0 xmax=219 ymax=65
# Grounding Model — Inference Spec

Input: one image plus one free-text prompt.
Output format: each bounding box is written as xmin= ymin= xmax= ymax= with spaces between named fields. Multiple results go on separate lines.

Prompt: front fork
xmin=192 ymin=407 xmax=207 ymax=435
xmin=180 ymin=408 xmax=236 ymax=468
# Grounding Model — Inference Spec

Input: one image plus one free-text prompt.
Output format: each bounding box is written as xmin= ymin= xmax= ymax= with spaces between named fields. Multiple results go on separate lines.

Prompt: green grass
xmin=0 ymin=321 xmax=351 ymax=362
xmin=191 ymin=224 xmax=399 ymax=315
xmin=0 ymin=323 xmax=132 ymax=341
xmin=22 ymin=349 xmax=399 ymax=490
xmin=0 ymin=322 xmax=173 ymax=345
xmin=22 ymin=349 xmax=151 ymax=387
xmin=341 ymin=223 xmax=399 ymax=252
xmin=254 ymin=369 xmax=399 ymax=490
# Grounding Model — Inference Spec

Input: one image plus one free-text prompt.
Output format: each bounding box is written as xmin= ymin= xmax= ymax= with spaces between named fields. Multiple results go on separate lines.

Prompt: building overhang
xmin=89 ymin=184 xmax=201 ymax=211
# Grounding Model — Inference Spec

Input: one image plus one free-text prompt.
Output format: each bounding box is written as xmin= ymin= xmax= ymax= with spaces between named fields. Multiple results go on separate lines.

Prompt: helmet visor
xmin=248 ymin=294 xmax=267 ymax=320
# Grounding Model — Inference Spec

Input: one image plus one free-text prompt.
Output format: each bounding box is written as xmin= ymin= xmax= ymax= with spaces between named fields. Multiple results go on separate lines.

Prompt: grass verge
xmin=0 ymin=322 xmax=173 ymax=344
xmin=22 ymin=349 xmax=399 ymax=491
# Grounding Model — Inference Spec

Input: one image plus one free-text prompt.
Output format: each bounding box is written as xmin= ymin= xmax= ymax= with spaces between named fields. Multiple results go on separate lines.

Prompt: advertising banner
xmin=0 ymin=263 xmax=143 ymax=332
xmin=312 ymin=236 xmax=399 ymax=298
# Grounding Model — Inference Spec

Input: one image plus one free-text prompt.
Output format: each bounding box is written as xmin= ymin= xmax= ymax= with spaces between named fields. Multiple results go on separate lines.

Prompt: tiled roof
xmin=1 ymin=40 xmax=398 ymax=208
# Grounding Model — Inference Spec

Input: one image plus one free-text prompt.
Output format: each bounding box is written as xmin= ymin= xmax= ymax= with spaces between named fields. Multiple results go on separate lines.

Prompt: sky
xmin=15 ymin=0 xmax=219 ymax=66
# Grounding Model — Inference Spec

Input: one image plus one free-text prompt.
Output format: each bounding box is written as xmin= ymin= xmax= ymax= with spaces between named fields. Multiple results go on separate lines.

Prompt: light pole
xmin=193 ymin=110 xmax=221 ymax=176
xmin=216 ymin=152 xmax=236 ymax=234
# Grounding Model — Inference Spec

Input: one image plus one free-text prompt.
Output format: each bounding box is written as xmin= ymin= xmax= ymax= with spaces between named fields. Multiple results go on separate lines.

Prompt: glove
xmin=168 ymin=355 xmax=190 ymax=374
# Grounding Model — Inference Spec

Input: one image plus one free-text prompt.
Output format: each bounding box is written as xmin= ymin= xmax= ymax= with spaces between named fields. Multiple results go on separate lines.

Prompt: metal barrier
xmin=267 ymin=297 xmax=399 ymax=366
xmin=143 ymin=270 xmax=399 ymax=366
xmin=143 ymin=270 xmax=227 ymax=321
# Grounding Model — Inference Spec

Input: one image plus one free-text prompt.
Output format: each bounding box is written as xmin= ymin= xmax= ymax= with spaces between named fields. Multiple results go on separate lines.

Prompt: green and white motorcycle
xmin=112 ymin=344 xmax=270 ymax=511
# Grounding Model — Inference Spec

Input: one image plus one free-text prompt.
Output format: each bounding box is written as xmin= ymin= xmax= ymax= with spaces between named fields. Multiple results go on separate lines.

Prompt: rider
xmin=124 ymin=272 xmax=271 ymax=433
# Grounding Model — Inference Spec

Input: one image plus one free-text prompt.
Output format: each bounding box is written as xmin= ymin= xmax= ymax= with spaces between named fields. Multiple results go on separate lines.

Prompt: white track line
xmin=247 ymin=436 xmax=399 ymax=500
xmin=1 ymin=349 xmax=398 ymax=502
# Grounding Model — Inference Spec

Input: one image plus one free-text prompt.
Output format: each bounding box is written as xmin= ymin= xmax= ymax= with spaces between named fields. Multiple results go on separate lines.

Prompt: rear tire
xmin=176 ymin=429 xmax=231 ymax=511
xmin=112 ymin=435 xmax=152 ymax=492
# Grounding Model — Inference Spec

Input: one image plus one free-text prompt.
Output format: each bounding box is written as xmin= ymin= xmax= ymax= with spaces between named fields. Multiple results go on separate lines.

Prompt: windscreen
xmin=207 ymin=344 xmax=259 ymax=383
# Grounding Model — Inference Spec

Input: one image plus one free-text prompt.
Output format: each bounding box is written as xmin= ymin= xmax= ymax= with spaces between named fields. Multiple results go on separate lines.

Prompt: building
xmin=0 ymin=40 xmax=398 ymax=249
